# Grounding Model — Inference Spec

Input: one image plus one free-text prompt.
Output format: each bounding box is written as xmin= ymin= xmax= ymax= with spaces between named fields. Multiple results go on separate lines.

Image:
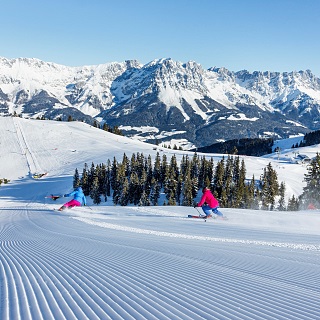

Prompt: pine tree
xmin=233 ymin=158 xmax=246 ymax=208
xmin=140 ymin=168 xmax=148 ymax=202
xmin=198 ymin=156 xmax=206 ymax=188
xmin=145 ymin=155 xmax=153 ymax=196
xmin=106 ymin=159 xmax=111 ymax=197
xmin=113 ymin=163 xmax=126 ymax=205
xmin=180 ymin=155 xmax=188 ymax=178
xmin=81 ymin=163 xmax=90 ymax=196
xmin=224 ymin=156 xmax=234 ymax=207
xmin=87 ymin=162 xmax=96 ymax=190
xmin=73 ymin=168 xmax=80 ymax=189
xmin=190 ymin=153 xmax=199 ymax=180
xmin=136 ymin=152 xmax=145 ymax=178
xmin=90 ymin=175 xmax=101 ymax=205
xmin=153 ymin=152 xmax=161 ymax=183
xmin=176 ymin=175 xmax=183 ymax=205
xmin=129 ymin=172 xmax=140 ymax=205
xmin=214 ymin=157 xmax=225 ymax=198
xmin=278 ymin=181 xmax=286 ymax=211
xmin=287 ymin=195 xmax=299 ymax=211
xmin=161 ymin=154 xmax=169 ymax=186
xmin=150 ymin=178 xmax=161 ymax=206
xmin=220 ymin=188 xmax=228 ymax=207
xmin=119 ymin=178 xmax=129 ymax=206
xmin=261 ymin=163 xmax=279 ymax=210
xmin=300 ymin=153 xmax=320 ymax=208
xmin=102 ymin=123 xmax=109 ymax=131
xmin=182 ymin=168 xmax=194 ymax=206
xmin=110 ymin=157 xmax=118 ymax=190
xmin=246 ymin=175 xmax=256 ymax=209
xmin=100 ymin=162 xmax=110 ymax=201
xmin=139 ymin=189 xmax=150 ymax=206
xmin=164 ymin=166 xmax=177 ymax=205
xmin=170 ymin=154 xmax=179 ymax=179
xmin=122 ymin=153 xmax=130 ymax=177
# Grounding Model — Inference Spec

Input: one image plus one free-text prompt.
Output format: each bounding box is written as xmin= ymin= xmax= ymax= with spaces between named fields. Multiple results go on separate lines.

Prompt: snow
xmin=1 ymin=117 xmax=320 ymax=319
xmin=227 ymin=113 xmax=259 ymax=121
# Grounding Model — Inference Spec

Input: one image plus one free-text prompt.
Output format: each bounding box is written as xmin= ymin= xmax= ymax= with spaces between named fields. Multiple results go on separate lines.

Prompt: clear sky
xmin=1 ymin=0 xmax=319 ymax=76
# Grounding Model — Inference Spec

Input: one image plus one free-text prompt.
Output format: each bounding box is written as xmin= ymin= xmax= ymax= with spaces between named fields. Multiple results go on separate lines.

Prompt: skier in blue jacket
xmin=58 ymin=186 xmax=86 ymax=211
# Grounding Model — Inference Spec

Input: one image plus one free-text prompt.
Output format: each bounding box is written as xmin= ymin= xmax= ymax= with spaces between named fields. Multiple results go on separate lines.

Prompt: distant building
xmin=291 ymin=154 xmax=311 ymax=164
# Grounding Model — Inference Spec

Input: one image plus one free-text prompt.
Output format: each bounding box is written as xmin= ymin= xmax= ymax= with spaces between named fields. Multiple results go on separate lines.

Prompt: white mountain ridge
xmin=1 ymin=56 xmax=320 ymax=147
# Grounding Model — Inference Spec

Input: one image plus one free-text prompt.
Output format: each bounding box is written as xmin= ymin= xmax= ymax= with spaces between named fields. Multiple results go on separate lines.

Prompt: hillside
xmin=0 ymin=117 xmax=315 ymax=200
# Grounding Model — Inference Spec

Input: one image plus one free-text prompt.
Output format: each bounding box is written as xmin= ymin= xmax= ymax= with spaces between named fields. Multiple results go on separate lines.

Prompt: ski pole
xmin=195 ymin=206 xmax=202 ymax=217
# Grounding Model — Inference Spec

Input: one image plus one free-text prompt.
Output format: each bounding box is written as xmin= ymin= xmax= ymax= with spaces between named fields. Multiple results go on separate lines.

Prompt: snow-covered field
xmin=0 ymin=117 xmax=320 ymax=319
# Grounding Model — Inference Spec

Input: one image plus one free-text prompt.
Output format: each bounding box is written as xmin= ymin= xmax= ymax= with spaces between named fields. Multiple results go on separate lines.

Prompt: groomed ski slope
xmin=0 ymin=117 xmax=320 ymax=319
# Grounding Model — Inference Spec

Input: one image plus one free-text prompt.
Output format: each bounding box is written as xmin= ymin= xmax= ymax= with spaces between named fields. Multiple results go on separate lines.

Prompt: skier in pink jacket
xmin=195 ymin=187 xmax=224 ymax=218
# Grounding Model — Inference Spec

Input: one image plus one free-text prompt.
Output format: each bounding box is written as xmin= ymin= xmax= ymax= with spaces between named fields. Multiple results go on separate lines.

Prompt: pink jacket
xmin=198 ymin=189 xmax=219 ymax=208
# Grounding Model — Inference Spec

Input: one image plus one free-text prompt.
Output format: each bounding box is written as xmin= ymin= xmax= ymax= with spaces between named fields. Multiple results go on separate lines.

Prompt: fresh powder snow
xmin=0 ymin=117 xmax=319 ymax=319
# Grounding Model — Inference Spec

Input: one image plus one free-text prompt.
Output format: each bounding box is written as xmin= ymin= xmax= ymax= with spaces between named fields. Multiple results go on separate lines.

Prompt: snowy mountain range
xmin=1 ymin=56 xmax=320 ymax=148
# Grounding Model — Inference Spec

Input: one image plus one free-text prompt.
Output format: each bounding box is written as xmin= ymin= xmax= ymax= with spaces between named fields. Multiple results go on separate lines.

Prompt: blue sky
xmin=1 ymin=0 xmax=320 ymax=76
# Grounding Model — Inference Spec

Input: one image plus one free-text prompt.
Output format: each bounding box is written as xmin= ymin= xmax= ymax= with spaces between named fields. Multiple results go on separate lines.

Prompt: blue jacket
xmin=65 ymin=187 xmax=87 ymax=205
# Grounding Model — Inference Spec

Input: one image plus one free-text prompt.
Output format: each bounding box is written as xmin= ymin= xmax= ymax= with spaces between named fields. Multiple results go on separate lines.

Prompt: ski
xmin=45 ymin=194 xmax=62 ymax=201
xmin=188 ymin=214 xmax=228 ymax=220
xmin=188 ymin=215 xmax=210 ymax=219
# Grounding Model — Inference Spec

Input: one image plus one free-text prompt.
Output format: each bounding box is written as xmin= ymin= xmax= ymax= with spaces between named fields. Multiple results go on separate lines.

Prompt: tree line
xmin=299 ymin=153 xmax=320 ymax=209
xmin=73 ymin=152 xmax=291 ymax=211
xmin=194 ymin=138 xmax=274 ymax=156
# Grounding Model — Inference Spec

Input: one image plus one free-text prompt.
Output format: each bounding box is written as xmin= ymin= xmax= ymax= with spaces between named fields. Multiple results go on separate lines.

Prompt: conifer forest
xmin=73 ymin=152 xmax=299 ymax=211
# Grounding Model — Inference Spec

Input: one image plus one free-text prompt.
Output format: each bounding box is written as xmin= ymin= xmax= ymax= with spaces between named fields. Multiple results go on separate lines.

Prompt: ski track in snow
xmin=13 ymin=117 xmax=43 ymax=175
xmin=0 ymin=204 xmax=319 ymax=320
xmin=72 ymin=216 xmax=320 ymax=252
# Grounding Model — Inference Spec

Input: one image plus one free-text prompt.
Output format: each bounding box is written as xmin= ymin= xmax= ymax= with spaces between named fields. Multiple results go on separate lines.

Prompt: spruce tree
xmin=164 ymin=166 xmax=177 ymax=205
xmin=150 ymin=178 xmax=160 ymax=206
xmin=224 ymin=156 xmax=234 ymax=207
xmin=129 ymin=172 xmax=140 ymax=205
xmin=287 ymin=195 xmax=299 ymax=211
xmin=119 ymin=178 xmax=129 ymax=206
xmin=176 ymin=175 xmax=183 ymax=205
xmin=113 ymin=163 xmax=126 ymax=205
xmin=122 ymin=153 xmax=130 ymax=177
xmin=90 ymin=175 xmax=101 ymax=205
xmin=139 ymin=189 xmax=150 ymax=206
xmin=182 ymin=168 xmax=194 ymax=206
xmin=110 ymin=157 xmax=118 ymax=190
xmin=105 ymin=159 xmax=111 ymax=197
xmin=261 ymin=163 xmax=279 ymax=210
xmin=153 ymin=152 xmax=161 ymax=183
xmin=246 ymin=175 xmax=256 ymax=209
xmin=278 ymin=181 xmax=286 ymax=211
xmin=161 ymin=154 xmax=169 ymax=186
xmin=190 ymin=153 xmax=199 ymax=180
xmin=214 ymin=157 xmax=225 ymax=198
xmin=73 ymin=168 xmax=80 ymax=189
xmin=300 ymin=153 xmax=320 ymax=208
xmin=235 ymin=159 xmax=247 ymax=208
xmin=81 ymin=163 xmax=90 ymax=196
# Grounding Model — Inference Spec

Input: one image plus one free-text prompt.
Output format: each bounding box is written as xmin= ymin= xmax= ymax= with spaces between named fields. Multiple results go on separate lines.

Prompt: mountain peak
xmin=1 ymin=56 xmax=320 ymax=147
